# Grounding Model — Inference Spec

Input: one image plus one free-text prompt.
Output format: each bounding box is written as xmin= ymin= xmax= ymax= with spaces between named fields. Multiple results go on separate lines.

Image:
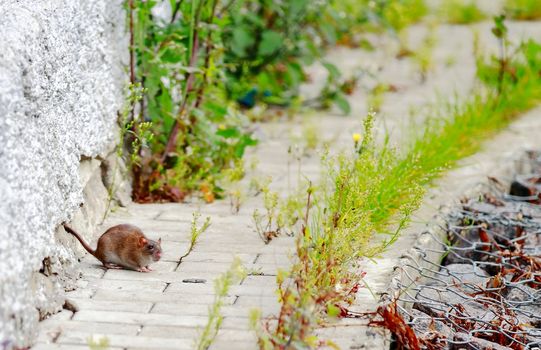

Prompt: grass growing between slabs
xmin=438 ymin=0 xmax=486 ymax=24
xmin=252 ymin=30 xmax=541 ymax=349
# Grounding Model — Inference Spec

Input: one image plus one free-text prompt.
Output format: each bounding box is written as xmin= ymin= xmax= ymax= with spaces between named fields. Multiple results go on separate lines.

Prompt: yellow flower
xmin=352 ymin=133 xmax=362 ymax=142
xmin=218 ymin=124 xmax=226 ymax=130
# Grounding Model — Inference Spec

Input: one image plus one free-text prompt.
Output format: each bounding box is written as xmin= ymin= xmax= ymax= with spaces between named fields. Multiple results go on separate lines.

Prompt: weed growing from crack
xmin=194 ymin=257 xmax=247 ymax=350
xmin=253 ymin=186 xmax=281 ymax=244
xmin=504 ymin=0 xmax=541 ymax=20
xmin=252 ymin=154 xmax=308 ymax=244
xmin=87 ymin=336 xmax=110 ymax=350
xmin=289 ymin=119 xmax=322 ymax=157
xmin=438 ymin=0 xmax=486 ymax=24
xmin=178 ymin=212 xmax=211 ymax=265
xmin=255 ymin=112 xmax=419 ymax=347
xmin=412 ymin=23 xmax=437 ymax=83
xmin=220 ymin=159 xmax=246 ymax=214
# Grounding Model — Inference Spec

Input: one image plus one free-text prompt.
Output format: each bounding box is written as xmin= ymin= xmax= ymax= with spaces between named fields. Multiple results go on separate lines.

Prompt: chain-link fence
xmin=393 ymin=158 xmax=541 ymax=349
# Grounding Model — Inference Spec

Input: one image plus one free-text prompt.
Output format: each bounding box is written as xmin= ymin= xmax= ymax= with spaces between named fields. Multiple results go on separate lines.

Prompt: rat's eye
xmin=148 ymin=244 xmax=154 ymax=250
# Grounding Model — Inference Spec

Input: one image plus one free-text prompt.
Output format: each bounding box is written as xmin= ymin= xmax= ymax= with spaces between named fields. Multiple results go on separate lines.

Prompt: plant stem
xmin=170 ymin=0 xmax=185 ymax=24
xmin=161 ymin=0 xmax=204 ymax=161
xmin=128 ymin=0 xmax=136 ymax=122
xmin=195 ymin=0 xmax=219 ymax=108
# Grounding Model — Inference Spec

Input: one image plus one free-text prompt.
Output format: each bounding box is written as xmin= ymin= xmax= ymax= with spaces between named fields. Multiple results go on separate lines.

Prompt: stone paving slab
xmin=56 ymin=332 xmax=194 ymax=349
xmin=92 ymin=289 xmax=234 ymax=305
xmin=33 ymin=345 xmax=124 ymax=350
xmin=39 ymin=320 xmax=140 ymax=343
xmin=71 ymin=310 xmax=209 ymax=328
xmin=69 ymin=298 xmax=155 ymax=313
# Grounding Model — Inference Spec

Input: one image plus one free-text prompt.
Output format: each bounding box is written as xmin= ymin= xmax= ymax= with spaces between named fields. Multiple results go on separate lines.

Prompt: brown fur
xmin=64 ymin=223 xmax=162 ymax=272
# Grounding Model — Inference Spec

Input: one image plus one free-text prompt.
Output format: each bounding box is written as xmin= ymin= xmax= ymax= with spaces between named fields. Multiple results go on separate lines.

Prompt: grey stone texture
xmin=0 ymin=0 xmax=128 ymax=348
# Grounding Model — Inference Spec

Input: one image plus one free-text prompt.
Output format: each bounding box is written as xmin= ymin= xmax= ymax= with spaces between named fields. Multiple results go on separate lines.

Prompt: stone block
xmin=138 ymin=325 xmax=199 ymax=339
xmin=72 ymin=310 xmax=208 ymax=328
xmin=101 ymin=153 xmax=132 ymax=207
xmin=66 ymin=298 xmax=154 ymax=313
xmin=57 ymin=332 xmax=194 ymax=349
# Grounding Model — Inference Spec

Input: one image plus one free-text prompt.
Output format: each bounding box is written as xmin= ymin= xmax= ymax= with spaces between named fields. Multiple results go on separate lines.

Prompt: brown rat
xmin=63 ymin=224 xmax=162 ymax=272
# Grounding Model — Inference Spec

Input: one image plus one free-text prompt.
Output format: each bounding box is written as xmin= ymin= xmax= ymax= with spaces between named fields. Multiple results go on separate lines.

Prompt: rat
xmin=63 ymin=223 xmax=162 ymax=272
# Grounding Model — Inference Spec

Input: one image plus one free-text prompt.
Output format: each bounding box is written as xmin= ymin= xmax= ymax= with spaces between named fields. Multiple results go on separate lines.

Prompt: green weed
xmin=289 ymin=120 xmax=322 ymax=156
xmin=253 ymin=185 xmax=281 ymax=243
xmin=302 ymin=122 xmax=320 ymax=154
xmin=439 ymin=0 xmax=486 ymax=24
xmin=256 ymin=113 xmax=421 ymax=347
xmin=221 ymin=159 xmax=246 ymax=213
xmin=412 ymin=24 xmax=437 ymax=82
xmin=128 ymin=0 xmax=363 ymax=202
xmin=129 ymin=0 xmax=258 ymax=202
xmin=367 ymin=83 xmax=392 ymax=112
xmin=178 ymin=212 xmax=211 ymax=265
xmin=87 ymin=336 xmax=110 ymax=350
xmin=258 ymin=21 xmax=541 ymax=347
xmin=194 ymin=257 xmax=247 ymax=350
xmin=328 ymin=0 xmax=427 ymax=49
xmin=382 ymin=0 xmax=428 ymax=33
xmin=505 ymin=0 xmax=541 ymax=20
xmin=104 ymin=82 xmax=153 ymax=218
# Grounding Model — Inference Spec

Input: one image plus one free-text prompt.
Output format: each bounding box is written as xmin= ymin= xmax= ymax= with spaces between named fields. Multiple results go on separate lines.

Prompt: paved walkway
xmin=34 ymin=18 xmax=541 ymax=350
xmin=34 ymin=115 xmax=357 ymax=350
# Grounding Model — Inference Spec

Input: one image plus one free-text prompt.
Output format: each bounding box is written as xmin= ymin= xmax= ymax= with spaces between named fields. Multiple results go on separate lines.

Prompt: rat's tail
xmin=63 ymin=224 xmax=97 ymax=258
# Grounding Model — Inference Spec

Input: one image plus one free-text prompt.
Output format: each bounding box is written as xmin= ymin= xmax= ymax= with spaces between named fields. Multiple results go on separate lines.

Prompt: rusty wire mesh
xmin=394 ymin=163 xmax=541 ymax=349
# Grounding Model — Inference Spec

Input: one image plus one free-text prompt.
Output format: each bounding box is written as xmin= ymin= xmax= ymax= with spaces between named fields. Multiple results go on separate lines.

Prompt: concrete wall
xmin=0 ymin=0 xmax=128 ymax=347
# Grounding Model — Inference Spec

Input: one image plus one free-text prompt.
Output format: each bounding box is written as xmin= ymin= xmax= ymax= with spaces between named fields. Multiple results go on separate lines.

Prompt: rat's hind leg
xmin=103 ymin=262 xmax=123 ymax=269
xmin=137 ymin=266 xmax=151 ymax=272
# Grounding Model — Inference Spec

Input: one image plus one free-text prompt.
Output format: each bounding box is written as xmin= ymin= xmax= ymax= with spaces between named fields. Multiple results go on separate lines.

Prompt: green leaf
xmin=257 ymin=71 xmax=278 ymax=93
xmin=158 ymin=85 xmax=173 ymax=116
xmin=289 ymin=0 xmax=308 ymax=17
xmin=258 ymin=30 xmax=283 ymax=57
xmin=326 ymin=303 xmax=340 ymax=318
xmin=160 ymin=47 xmax=185 ymax=63
xmin=286 ymin=62 xmax=304 ymax=88
xmin=205 ymin=102 xmax=228 ymax=120
xmin=216 ymin=128 xmax=240 ymax=138
xmin=231 ymin=26 xmax=254 ymax=57
xmin=322 ymin=62 xmax=341 ymax=80
xmin=333 ymin=93 xmax=351 ymax=115
xmin=234 ymin=135 xmax=258 ymax=158
xmin=319 ymin=22 xmax=337 ymax=45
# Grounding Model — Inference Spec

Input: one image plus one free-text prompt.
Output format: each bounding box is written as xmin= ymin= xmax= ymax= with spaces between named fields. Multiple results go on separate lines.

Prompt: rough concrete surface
xmin=0 ymin=0 xmax=127 ymax=347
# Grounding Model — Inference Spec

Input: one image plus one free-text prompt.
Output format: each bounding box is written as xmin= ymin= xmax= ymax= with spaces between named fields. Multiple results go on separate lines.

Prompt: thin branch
xmin=161 ymin=0 xmax=204 ymax=161
xmin=170 ymin=0 xmax=185 ymax=24
xmin=195 ymin=0 xmax=219 ymax=108
xmin=128 ymin=0 xmax=136 ymax=122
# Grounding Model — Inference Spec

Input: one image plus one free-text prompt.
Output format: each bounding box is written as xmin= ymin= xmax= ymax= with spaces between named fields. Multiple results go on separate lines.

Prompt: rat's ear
xmin=158 ymin=237 xmax=162 ymax=244
xmin=139 ymin=237 xmax=148 ymax=248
